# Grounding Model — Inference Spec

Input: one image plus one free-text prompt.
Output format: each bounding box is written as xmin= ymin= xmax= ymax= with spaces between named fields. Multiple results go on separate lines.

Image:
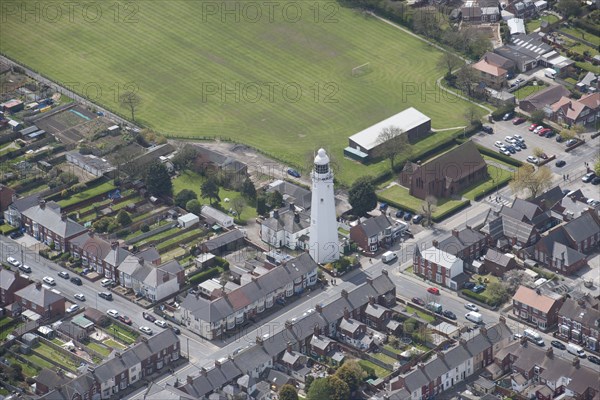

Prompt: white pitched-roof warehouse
xmin=347 ymin=107 xmax=431 ymax=156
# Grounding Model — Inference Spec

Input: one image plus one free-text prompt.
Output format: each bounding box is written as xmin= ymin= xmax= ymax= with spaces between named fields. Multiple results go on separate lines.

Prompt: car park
xmin=19 ymin=264 xmax=32 ymax=273
xmin=494 ymin=141 xmax=504 ymax=148
xmin=287 ymin=168 xmax=301 ymax=178
xmin=411 ymin=297 xmax=425 ymax=306
xmin=465 ymin=303 xmax=479 ymax=311
xmin=526 ymin=156 xmax=538 ymax=164
xmin=482 ymin=125 xmax=493 ymax=134
xmin=70 ymin=277 xmax=82 ymax=285
xmin=66 ymin=304 xmax=80 ymax=313
xmin=139 ymin=326 xmax=153 ymax=335
xmin=118 ymin=315 xmax=132 ymax=325
xmin=107 ymin=309 xmax=119 ymax=318
xmin=534 ymin=126 xmax=544 ymax=134
xmin=555 ymin=160 xmax=566 ymax=167
xmin=154 ymin=320 xmax=167 ymax=328
xmin=589 ymin=355 xmax=600 ymax=365
xmin=74 ymin=293 xmax=86 ymax=301
xmin=551 ymin=340 xmax=566 ymax=350
xmin=98 ymin=291 xmax=113 ymax=300
xmin=500 ymin=149 xmax=511 ymax=156
xmin=502 ymin=112 xmax=514 ymax=121
xmin=427 ymin=287 xmax=440 ymax=295
xmin=412 ymin=214 xmax=424 ymax=224
xmin=442 ymin=310 xmax=456 ymax=320
xmin=528 ymin=124 xmax=538 ymax=131
xmin=403 ymin=213 xmax=412 ymax=221
xmin=512 ymin=117 xmax=526 ymax=124
xmin=516 ymin=141 xmax=527 ymax=149
xmin=143 ymin=311 xmax=156 ymax=322
xmin=58 ymin=271 xmax=69 ymax=279
xmin=6 ymin=257 xmax=21 ymax=267
xmin=43 ymin=276 xmax=56 ymax=286
xmin=582 ymin=173 xmax=596 ymax=183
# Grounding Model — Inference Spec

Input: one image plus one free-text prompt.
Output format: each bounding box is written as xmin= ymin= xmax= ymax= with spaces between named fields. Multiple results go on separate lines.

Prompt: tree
xmin=175 ymin=189 xmax=198 ymax=208
xmin=421 ymin=196 xmax=437 ymax=227
xmin=348 ymin=176 xmax=378 ymax=216
xmin=376 ymin=126 xmax=412 ymax=171
xmin=556 ymin=0 xmax=581 ymax=18
xmin=172 ymin=146 xmax=198 ymax=171
xmin=116 ymin=210 xmax=132 ymax=227
xmin=510 ymin=164 xmax=553 ymax=198
xmin=119 ymin=91 xmax=141 ymax=121
xmin=412 ymin=8 xmax=442 ymax=39
xmin=530 ymin=110 xmax=545 ymax=125
xmin=412 ymin=326 xmax=432 ymax=345
xmin=389 ymin=335 xmax=400 ymax=349
xmin=304 ymin=375 xmax=315 ymax=393
xmin=560 ymin=129 xmax=576 ymax=141
xmin=145 ymin=162 xmax=172 ymax=197
xmin=464 ymin=106 xmax=479 ymax=126
xmin=231 ymin=197 xmax=246 ymax=220
xmin=267 ymin=190 xmax=283 ymax=209
xmin=437 ymin=51 xmax=463 ymax=77
xmin=335 ymin=360 xmax=364 ymax=393
xmin=186 ymin=199 xmax=202 ymax=215
xmin=486 ymin=281 xmax=509 ymax=305
xmin=328 ymin=376 xmax=350 ymax=400
xmin=241 ymin=177 xmax=256 ymax=200
xmin=201 ymin=177 xmax=220 ymax=204
xmin=456 ymin=66 xmax=477 ymax=97
xmin=279 ymin=384 xmax=299 ymax=400
xmin=594 ymin=158 xmax=600 ymax=176
xmin=256 ymin=194 xmax=268 ymax=215
xmin=503 ymin=269 xmax=532 ymax=293
xmin=307 ymin=377 xmax=333 ymax=400
xmin=572 ymin=124 xmax=585 ymax=139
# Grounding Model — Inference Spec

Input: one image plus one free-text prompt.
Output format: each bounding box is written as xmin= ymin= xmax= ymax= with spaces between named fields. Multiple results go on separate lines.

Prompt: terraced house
xmin=70 ymin=231 xmax=131 ymax=281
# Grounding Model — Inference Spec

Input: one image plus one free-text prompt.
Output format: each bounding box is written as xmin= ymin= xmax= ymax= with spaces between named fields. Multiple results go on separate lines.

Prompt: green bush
xmin=188 ymin=266 xmax=222 ymax=286
xmin=214 ymin=256 xmax=230 ymax=270
xmin=475 ymin=144 xmax=523 ymax=167
xmin=140 ymin=224 xmax=150 ymax=233
xmin=491 ymin=104 xmax=515 ymax=121
xmin=431 ymin=200 xmax=471 ymax=223
xmin=461 ymin=289 xmax=495 ymax=305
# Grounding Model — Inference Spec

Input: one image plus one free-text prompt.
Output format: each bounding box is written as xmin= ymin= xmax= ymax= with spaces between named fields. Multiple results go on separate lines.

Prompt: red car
xmin=512 ymin=117 xmax=526 ymax=125
xmin=538 ymin=128 xmax=551 ymax=136
xmin=118 ymin=315 xmax=132 ymax=325
xmin=528 ymin=124 xmax=538 ymax=131
xmin=427 ymin=287 xmax=440 ymax=295
xmin=411 ymin=297 xmax=425 ymax=306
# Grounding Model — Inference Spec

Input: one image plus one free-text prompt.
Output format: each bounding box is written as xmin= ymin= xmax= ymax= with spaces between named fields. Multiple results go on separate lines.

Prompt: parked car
xmin=379 ymin=202 xmax=388 ymax=211
xmin=504 ymin=136 xmax=515 ymax=144
xmin=515 ymin=141 xmax=527 ymax=149
xmin=589 ymin=355 xmax=600 ymax=365
xmin=442 ymin=310 xmax=457 ymax=320
xmin=403 ymin=213 xmax=412 ymax=221
xmin=514 ymin=333 xmax=523 ymax=340
xmin=70 ymin=277 xmax=82 ymax=285
xmin=513 ymin=134 xmax=524 ymax=141
xmin=566 ymin=139 xmax=578 ymax=147
xmin=528 ymin=124 xmax=538 ymax=131
xmin=544 ymin=130 xmax=555 ymax=138
xmin=463 ymin=282 xmax=476 ymax=289
xmin=43 ymin=276 xmax=56 ymax=286
xmin=494 ymin=141 xmax=504 ymax=148
xmin=19 ymin=264 xmax=31 ymax=273
xmin=98 ymin=291 xmax=113 ymax=300
xmin=465 ymin=303 xmax=479 ymax=311
xmin=101 ymin=278 xmax=115 ymax=287
xmin=427 ymin=287 xmax=440 ymax=295
xmin=539 ymin=153 xmax=548 ymax=160
xmin=591 ymin=177 xmax=600 ymax=185
xmin=287 ymin=168 xmax=301 ymax=178
xmin=74 ymin=293 xmax=86 ymax=301
xmin=411 ymin=297 xmax=425 ymax=306
xmin=500 ymin=149 xmax=511 ymax=156
xmin=538 ymin=128 xmax=551 ymax=136
xmin=551 ymin=340 xmax=566 ymax=350
xmin=502 ymin=112 xmax=514 ymax=121
xmin=412 ymin=214 xmax=424 ymax=224
xmin=533 ymin=126 xmax=544 ymax=134
xmin=482 ymin=125 xmax=493 ymax=134
xmin=118 ymin=315 xmax=132 ymax=325
xmin=143 ymin=311 xmax=156 ymax=322
xmin=6 ymin=257 xmax=20 ymax=267
xmin=169 ymin=325 xmax=181 ymax=335
xmin=107 ymin=309 xmax=119 ymax=318
xmin=58 ymin=271 xmax=69 ymax=279
xmin=395 ymin=210 xmax=404 ymax=218
xmin=505 ymin=145 xmax=516 ymax=154
xmin=139 ymin=326 xmax=153 ymax=335
xmin=472 ymin=285 xmax=486 ymax=293
xmin=512 ymin=117 xmax=526 ymax=125
xmin=526 ymin=156 xmax=539 ymax=165
xmin=9 ymin=231 xmax=23 ymax=239
xmin=154 ymin=320 xmax=167 ymax=328
xmin=555 ymin=160 xmax=566 ymax=167
xmin=66 ymin=304 xmax=80 ymax=313
xmin=556 ymin=135 xmax=564 ymax=142
xmin=582 ymin=172 xmax=596 ymax=183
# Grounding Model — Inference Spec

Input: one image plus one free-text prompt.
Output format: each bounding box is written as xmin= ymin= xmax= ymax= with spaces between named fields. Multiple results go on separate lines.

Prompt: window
xmin=436 ymin=274 xmax=442 ymax=283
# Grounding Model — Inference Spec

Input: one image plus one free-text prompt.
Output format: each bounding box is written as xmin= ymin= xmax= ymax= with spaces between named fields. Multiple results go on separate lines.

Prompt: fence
xmin=125 ymin=221 xmax=178 ymax=245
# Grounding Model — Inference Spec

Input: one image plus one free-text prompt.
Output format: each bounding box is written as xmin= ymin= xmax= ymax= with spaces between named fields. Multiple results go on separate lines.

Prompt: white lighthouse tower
xmin=309 ymin=148 xmax=339 ymax=264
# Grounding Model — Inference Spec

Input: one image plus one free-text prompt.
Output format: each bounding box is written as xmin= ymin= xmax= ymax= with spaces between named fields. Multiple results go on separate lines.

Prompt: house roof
xmin=310 ymin=334 xmax=333 ymax=350
xmin=35 ymin=368 xmax=71 ymax=389
xmin=563 ymin=210 xmax=600 ymax=244
xmin=202 ymin=229 xmax=245 ymax=252
xmin=144 ymin=260 xmax=183 ymax=287
xmin=353 ymin=214 xmax=392 ymax=238
xmin=521 ymin=85 xmax=571 ymax=110
xmin=201 ymin=205 xmax=233 ymax=225
xmin=484 ymin=248 xmax=514 ymax=268
xmin=70 ymin=232 xmax=112 ymax=260
xmin=0 ymin=269 xmax=27 ymax=291
xmin=578 ymin=92 xmax=600 ymax=110
xmin=438 ymin=228 xmax=486 ymax=255
xmin=348 ymin=107 xmax=430 ymax=151
xmin=509 ymin=33 xmax=552 ymax=58
xmin=418 ymin=246 xmax=461 ymax=270
xmin=473 ymin=59 xmax=507 ymax=77
xmin=513 ymin=286 xmax=561 ymax=313
xmin=551 ymin=96 xmax=588 ymax=120
xmin=339 ymin=317 xmax=364 ymax=334
xmin=261 ymin=208 xmax=310 ymax=234
xmin=365 ymin=303 xmax=389 ymax=319
xmin=15 ymin=284 xmax=64 ymax=308
xmin=104 ymin=244 xmax=131 ymax=268
xmin=267 ymin=180 xmax=312 ymax=210
xmin=558 ymin=298 xmax=600 ymax=328
xmin=507 ymin=18 xmax=526 ymax=35
xmin=135 ymin=247 xmax=160 ymax=264
xmin=21 ymin=202 xmax=86 ymax=239
xmin=483 ymin=52 xmax=516 ymax=70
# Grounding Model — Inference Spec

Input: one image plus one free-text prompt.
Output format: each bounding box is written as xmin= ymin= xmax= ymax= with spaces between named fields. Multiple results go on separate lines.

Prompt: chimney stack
xmin=343 ymin=307 xmax=350 ymax=320
xmin=313 ymin=324 xmax=321 ymax=336
xmin=285 ymin=320 xmax=293 ymax=330
xmin=286 ymin=341 xmax=293 ymax=353
xmin=39 ymin=199 xmax=45 ymax=209
xmin=418 ymin=363 xmax=425 ymax=371
xmin=187 ymin=375 xmax=194 ymax=385
xmin=369 ymin=296 xmax=375 ymax=306
xmin=520 ymin=336 xmax=528 ymax=346
xmin=273 ymin=209 xmax=279 ymax=219
xmin=214 ymin=359 xmax=221 ymax=368
xmin=480 ymin=326 xmax=488 ymax=336
xmin=139 ymin=257 xmax=144 ymax=265
xmin=436 ymin=351 xmax=445 ymax=360
xmin=381 ymin=269 xmax=388 ymax=276
xmin=452 ymin=229 xmax=459 ymax=237
xmin=200 ymin=367 xmax=207 ymax=377
xmin=256 ymin=336 xmax=263 ymax=345
xmin=499 ymin=316 xmax=506 ymax=325
xmin=315 ymin=304 xmax=323 ymax=313
xmin=289 ymin=202 xmax=295 ymax=211
xmin=111 ymin=241 xmax=119 ymax=250
xmin=294 ymin=212 xmax=300 ymax=223
xmin=432 ymin=240 xmax=439 ymax=248
xmin=61 ymin=213 xmax=67 ymax=221
xmin=35 ymin=281 xmax=42 ymax=290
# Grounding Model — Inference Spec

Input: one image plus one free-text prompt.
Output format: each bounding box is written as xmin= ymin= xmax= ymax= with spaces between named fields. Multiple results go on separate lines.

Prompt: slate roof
xmin=261 ymin=207 xmax=311 ymax=234
xmin=558 ymin=298 xmax=600 ymax=328
xmin=9 ymin=194 xmax=40 ymax=213
xmin=15 ymin=284 xmax=63 ymax=308
xmin=202 ymin=229 xmax=246 ymax=252
xmin=484 ymin=248 xmax=514 ymax=268
xmin=135 ymin=247 xmax=161 ymax=264
xmin=483 ymin=52 xmax=516 ymax=70
xmin=70 ymin=232 xmax=112 ymax=260
xmin=339 ymin=317 xmax=364 ymax=334
xmin=354 ymin=214 xmax=392 ymax=238
xmin=104 ymin=244 xmax=131 ymax=268
xmin=310 ymin=335 xmax=334 ymax=350
xmin=438 ymin=228 xmax=486 ymax=256
xmin=267 ymin=180 xmax=312 ymax=210
xmin=22 ymin=203 xmax=86 ymax=239
xmin=35 ymin=368 xmax=70 ymax=389
xmin=520 ymin=85 xmax=571 ymax=110
xmin=0 ymin=269 xmax=27 ymax=291
xmin=532 ymin=186 xmax=564 ymax=211
xmin=144 ymin=382 xmax=196 ymax=400
xmin=563 ymin=210 xmax=600 ymax=244
xmin=533 ymin=228 xmax=586 ymax=266
xmin=365 ymin=303 xmax=389 ymax=319
xmin=418 ymin=246 xmax=461 ymax=270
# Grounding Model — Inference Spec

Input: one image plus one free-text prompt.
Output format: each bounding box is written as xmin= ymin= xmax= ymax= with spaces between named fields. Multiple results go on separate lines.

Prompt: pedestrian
xmin=567 ymin=174 xmax=569 ymax=180
xmin=369 ymin=258 xmax=372 ymax=264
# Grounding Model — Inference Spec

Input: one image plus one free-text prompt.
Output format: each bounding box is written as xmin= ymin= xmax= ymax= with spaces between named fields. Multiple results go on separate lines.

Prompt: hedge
xmin=462 ymin=289 xmax=497 ymax=306
xmin=574 ymin=18 xmax=600 ymax=38
xmin=473 ymin=178 xmax=511 ymax=201
xmin=431 ymin=200 xmax=471 ymax=223
xmin=188 ymin=266 xmax=223 ymax=286
xmin=491 ymin=104 xmax=515 ymax=121
xmin=475 ymin=144 xmax=523 ymax=167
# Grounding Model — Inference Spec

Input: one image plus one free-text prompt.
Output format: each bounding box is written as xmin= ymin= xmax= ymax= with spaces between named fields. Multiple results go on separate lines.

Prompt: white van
xmin=544 ymin=68 xmax=557 ymax=79
xmin=524 ymin=329 xmax=544 ymax=346
xmin=567 ymin=343 xmax=586 ymax=357
xmin=465 ymin=311 xmax=483 ymax=324
xmin=382 ymin=251 xmax=397 ymax=263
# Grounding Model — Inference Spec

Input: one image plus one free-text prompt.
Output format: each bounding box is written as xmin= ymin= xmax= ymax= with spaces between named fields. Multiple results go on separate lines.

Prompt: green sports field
xmin=0 ymin=1 xmax=479 ymax=184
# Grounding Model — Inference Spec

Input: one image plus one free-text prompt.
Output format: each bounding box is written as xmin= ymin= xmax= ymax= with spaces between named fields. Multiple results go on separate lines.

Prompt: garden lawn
xmin=58 ymin=181 xmax=117 ymax=208
xmin=377 ymin=185 xmax=466 ymax=219
xmin=87 ymin=342 xmax=112 ymax=357
xmin=4 ymin=356 xmax=40 ymax=377
xmin=358 ymin=360 xmax=391 ymax=378
xmin=371 ymin=352 xmax=397 ymax=365
xmin=514 ymin=84 xmax=546 ymax=100
xmin=22 ymin=353 xmax=55 ymax=370
xmin=526 ymin=14 xmax=559 ymax=32
xmin=461 ymin=164 xmax=513 ymax=200
xmin=155 ymin=229 xmax=204 ymax=252
xmin=106 ymin=323 xmax=138 ymax=345
xmin=33 ymin=343 xmax=80 ymax=372
xmin=0 ymin=1 xmax=479 ymax=186
xmin=103 ymin=338 xmax=127 ymax=350
xmin=406 ymin=305 xmax=435 ymax=323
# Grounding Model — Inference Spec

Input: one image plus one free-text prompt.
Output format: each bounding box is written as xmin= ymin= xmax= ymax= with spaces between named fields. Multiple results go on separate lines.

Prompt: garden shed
xmin=178 ymin=213 xmax=200 ymax=229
